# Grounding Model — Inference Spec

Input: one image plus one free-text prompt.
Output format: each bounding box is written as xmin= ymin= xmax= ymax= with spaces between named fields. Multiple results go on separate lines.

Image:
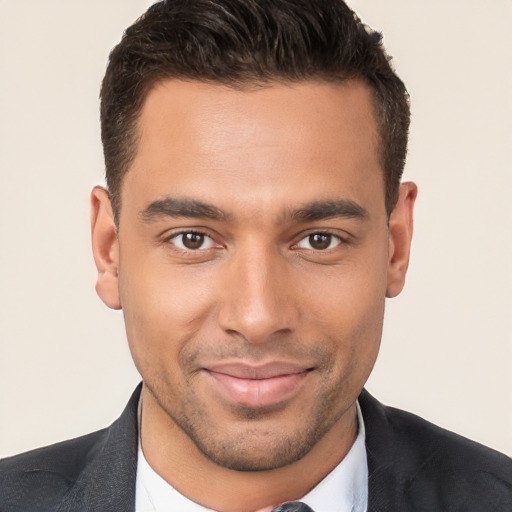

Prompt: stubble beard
xmin=146 ymin=368 xmax=350 ymax=472
xmin=141 ymin=333 xmax=364 ymax=472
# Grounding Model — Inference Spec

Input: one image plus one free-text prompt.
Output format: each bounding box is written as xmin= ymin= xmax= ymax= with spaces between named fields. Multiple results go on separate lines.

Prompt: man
xmin=1 ymin=0 xmax=511 ymax=511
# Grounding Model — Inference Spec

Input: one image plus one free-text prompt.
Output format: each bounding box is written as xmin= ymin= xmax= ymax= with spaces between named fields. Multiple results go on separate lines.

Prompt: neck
xmin=140 ymin=386 xmax=358 ymax=512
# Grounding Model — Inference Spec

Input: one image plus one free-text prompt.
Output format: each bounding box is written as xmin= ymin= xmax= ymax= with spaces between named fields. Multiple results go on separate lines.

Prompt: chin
xmin=180 ymin=414 xmax=326 ymax=472
xmin=198 ymin=437 xmax=312 ymax=472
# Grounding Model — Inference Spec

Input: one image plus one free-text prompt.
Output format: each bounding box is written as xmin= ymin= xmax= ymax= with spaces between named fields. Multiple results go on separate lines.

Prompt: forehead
xmin=122 ymin=79 xmax=384 ymax=219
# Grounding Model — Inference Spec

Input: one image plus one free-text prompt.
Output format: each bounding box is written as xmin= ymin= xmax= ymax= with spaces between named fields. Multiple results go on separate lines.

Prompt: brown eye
xmin=297 ymin=233 xmax=340 ymax=251
xmin=182 ymin=233 xmax=204 ymax=249
xmin=309 ymin=234 xmax=331 ymax=250
xmin=171 ymin=232 xmax=215 ymax=251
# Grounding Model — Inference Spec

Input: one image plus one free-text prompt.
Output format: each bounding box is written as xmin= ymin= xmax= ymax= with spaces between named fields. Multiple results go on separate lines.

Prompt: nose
xmin=217 ymin=244 xmax=299 ymax=344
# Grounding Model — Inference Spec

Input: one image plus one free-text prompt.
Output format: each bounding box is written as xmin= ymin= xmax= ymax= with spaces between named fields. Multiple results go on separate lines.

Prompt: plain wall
xmin=1 ymin=0 xmax=511 ymax=458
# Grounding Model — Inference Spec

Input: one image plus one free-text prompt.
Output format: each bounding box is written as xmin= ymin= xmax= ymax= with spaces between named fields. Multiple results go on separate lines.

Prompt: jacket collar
xmin=358 ymin=389 xmax=401 ymax=512
xmin=56 ymin=384 xmax=141 ymax=512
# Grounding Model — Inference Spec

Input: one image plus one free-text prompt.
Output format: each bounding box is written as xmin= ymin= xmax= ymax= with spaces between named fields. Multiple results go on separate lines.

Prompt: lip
xmin=204 ymin=362 xmax=313 ymax=408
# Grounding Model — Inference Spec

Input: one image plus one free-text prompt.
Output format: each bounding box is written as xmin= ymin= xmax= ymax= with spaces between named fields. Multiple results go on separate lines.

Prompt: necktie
xmin=271 ymin=502 xmax=315 ymax=512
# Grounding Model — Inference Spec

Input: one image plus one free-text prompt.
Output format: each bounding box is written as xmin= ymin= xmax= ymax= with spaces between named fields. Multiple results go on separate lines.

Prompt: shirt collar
xmin=299 ymin=401 xmax=368 ymax=512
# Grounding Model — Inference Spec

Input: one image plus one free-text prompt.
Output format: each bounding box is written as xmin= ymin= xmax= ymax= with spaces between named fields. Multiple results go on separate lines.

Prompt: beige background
xmin=0 ymin=1 xmax=511 ymax=458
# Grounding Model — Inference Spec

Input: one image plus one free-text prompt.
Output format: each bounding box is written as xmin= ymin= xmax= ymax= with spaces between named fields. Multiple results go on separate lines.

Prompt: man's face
xmin=93 ymin=79 xmax=413 ymax=471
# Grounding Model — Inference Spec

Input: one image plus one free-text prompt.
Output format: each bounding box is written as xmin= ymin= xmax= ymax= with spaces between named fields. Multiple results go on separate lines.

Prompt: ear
xmin=90 ymin=186 xmax=122 ymax=309
xmin=386 ymin=182 xmax=418 ymax=298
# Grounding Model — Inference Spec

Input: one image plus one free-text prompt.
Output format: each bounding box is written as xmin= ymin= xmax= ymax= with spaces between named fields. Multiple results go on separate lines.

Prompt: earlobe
xmin=386 ymin=182 xmax=418 ymax=298
xmin=90 ymin=186 xmax=122 ymax=310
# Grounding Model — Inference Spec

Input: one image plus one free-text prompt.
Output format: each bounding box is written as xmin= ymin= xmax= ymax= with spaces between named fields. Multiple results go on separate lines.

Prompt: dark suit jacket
xmin=1 ymin=385 xmax=511 ymax=511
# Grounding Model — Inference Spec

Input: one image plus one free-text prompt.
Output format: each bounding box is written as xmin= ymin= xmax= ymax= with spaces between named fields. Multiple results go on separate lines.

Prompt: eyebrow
xmin=140 ymin=197 xmax=230 ymax=222
xmin=140 ymin=196 xmax=368 ymax=224
xmin=292 ymin=199 xmax=369 ymax=222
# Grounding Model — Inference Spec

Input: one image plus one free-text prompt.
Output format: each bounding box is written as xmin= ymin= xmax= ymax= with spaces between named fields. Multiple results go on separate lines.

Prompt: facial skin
xmin=91 ymin=79 xmax=416 ymax=511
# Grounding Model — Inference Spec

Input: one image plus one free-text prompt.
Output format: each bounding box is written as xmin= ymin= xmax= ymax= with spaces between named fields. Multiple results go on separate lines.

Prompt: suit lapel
xmin=56 ymin=385 xmax=141 ymax=512
xmin=359 ymin=389 xmax=403 ymax=512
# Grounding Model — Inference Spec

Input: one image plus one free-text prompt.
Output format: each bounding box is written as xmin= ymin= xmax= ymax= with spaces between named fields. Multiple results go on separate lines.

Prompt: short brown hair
xmin=101 ymin=0 xmax=410 ymax=222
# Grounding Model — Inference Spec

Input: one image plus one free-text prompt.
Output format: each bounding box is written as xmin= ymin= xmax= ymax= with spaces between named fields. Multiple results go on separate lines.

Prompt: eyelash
xmin=163 ymin=229 xmax=349 ymax=254
xmin=294 ymin=231 xmax=345 ymax=252
xmin=164 ymin=230 xmax=219 ymax=252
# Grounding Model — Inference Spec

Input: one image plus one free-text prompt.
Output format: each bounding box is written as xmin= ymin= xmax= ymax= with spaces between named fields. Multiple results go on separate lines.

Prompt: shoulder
xmin=0 ymin=386 xmax=140 ymax=512
xmin=385 ymin=401 xmax=511 ymax=476
xmin=359 ymin=390 xmax=512 ymax=510
xmin=0 ymin=428 xmax=109 ymax=511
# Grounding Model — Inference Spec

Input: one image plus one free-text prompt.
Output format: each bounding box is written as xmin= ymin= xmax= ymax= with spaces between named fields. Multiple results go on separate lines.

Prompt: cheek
xmin=304 ymin=248 xmax=388 ymax=375
xmin=117 ymin=256 xmax=218 ymax=375
xmin=304 ymin=243 xmax=388 ymax=326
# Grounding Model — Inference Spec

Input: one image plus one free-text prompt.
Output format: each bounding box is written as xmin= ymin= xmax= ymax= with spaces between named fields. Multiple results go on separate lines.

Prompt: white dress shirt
xmin=135 ymin=403 xmax=368 ymax=512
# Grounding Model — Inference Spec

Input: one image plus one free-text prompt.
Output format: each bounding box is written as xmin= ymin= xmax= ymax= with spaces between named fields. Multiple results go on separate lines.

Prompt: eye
xmin=170 ymin=232 xmax=216 ymax=251
xmin=296 ymin=233 xmax=341 ymax=251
